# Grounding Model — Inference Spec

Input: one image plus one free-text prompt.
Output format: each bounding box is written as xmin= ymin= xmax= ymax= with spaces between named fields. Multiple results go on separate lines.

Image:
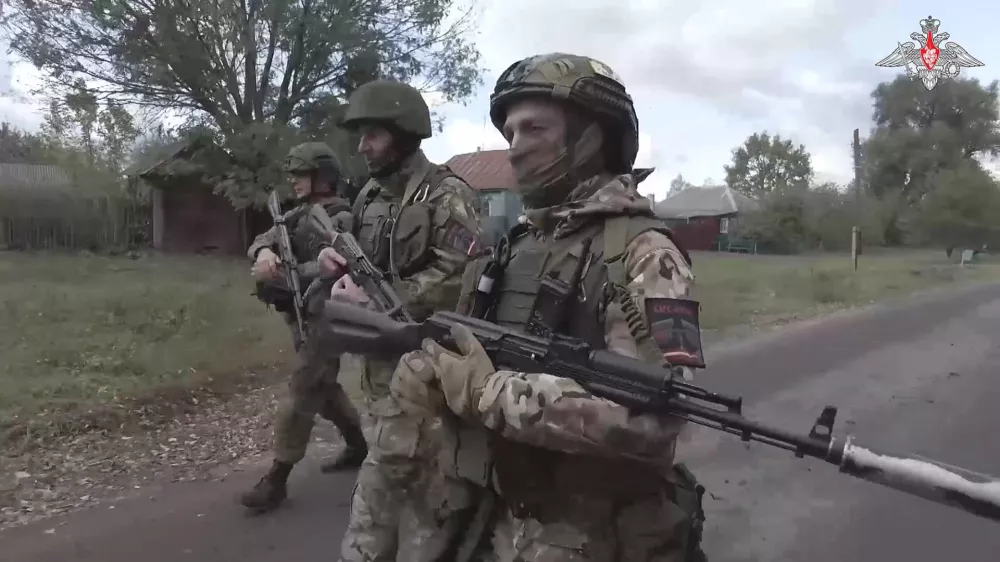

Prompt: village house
xmin=445 ymin=150 xmax=521 ymax=245
xmin=654 ymin=185 xmax=760 ymax=252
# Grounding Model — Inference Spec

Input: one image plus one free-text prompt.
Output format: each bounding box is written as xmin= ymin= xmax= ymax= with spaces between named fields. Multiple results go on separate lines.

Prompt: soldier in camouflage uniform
xmin=241 ymin=142 xmax=368 ymax=513
xmin=389 ymin=54 xmax=710 ymax=561
xmin=317 ymin=80 xmax=484 ymax=561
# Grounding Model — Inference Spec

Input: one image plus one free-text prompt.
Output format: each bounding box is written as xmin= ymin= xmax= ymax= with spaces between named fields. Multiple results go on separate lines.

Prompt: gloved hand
xmin=390 ymin=324 xmax=496 ymax=419
xmin=390 ymin=350 xmax=447 ymax=417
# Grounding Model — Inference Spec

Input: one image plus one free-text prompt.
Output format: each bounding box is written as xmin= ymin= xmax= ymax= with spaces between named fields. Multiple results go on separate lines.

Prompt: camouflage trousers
xmin=478 ymin=465 xmax=708 ymax=562
xmin=273 ymin=330 xmax=365 ymax=464
xmin=339 ymin=358 xmax=479 ymax=562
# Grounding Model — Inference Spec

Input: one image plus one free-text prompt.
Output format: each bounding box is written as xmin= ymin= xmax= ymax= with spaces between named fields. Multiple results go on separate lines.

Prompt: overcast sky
xmin=1 ymin=1 xmax=996 ymax=200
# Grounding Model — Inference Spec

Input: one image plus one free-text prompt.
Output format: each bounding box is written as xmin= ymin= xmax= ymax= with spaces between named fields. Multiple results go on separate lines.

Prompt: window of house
xmin=719 ymin=217 xmax=730 ymax=234
xmin=480 ymin=192 xmax=505 ymax=217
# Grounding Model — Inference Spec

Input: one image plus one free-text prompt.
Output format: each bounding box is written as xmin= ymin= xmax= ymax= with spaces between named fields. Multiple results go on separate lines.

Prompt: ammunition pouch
xmin=391 ymin=201 xmax=435 ymax=278
xmin=254 ymin=281 xmax=295 ymax=314
xmin=357 ymin=200 xmax=398 ymax=272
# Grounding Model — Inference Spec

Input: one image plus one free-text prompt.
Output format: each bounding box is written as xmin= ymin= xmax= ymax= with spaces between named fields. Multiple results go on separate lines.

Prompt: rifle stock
xmin=320 ymin=299 xmax=1000 ymax=524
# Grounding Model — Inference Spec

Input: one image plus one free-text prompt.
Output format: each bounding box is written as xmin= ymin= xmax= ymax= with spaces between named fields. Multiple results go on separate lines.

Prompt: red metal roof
xmin=445 ymin=150 xmax=513 ymax=191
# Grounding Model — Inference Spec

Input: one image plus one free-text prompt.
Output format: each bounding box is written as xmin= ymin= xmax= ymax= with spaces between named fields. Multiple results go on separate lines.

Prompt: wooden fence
xmin=0 ymin=188 xmax=151 ymax=251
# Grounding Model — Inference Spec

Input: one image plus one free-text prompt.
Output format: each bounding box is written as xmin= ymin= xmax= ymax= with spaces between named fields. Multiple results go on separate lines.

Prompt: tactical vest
xmin=453 ymin=212 xmax=707 ymax=560
xmin=290 ymin=198 xmax=352 ymax=263
xmin=351 ymin=164 xmax=459 ymax=277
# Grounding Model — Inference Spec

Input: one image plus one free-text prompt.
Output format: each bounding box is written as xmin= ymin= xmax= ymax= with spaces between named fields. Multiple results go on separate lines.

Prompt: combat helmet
xmin=339 ymin=80 xmax=432 ymax=140
xmin=284 ymin=142 xmax=342 ymax=194
xmin=489 ymin=53 xmax=639 ymax=173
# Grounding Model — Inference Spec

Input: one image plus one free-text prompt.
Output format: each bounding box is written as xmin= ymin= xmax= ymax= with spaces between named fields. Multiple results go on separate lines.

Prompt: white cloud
xmin=430 ymin=117 xmax=507 ymax=159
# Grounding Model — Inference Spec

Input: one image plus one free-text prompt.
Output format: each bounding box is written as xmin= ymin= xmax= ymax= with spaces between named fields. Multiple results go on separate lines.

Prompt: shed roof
xmin=654 ymin=185 xmax=759 ymax=219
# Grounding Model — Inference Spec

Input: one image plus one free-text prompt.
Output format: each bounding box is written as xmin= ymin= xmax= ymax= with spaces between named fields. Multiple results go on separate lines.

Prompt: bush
xmin=740 ymin=184 xmax=886 ymax=253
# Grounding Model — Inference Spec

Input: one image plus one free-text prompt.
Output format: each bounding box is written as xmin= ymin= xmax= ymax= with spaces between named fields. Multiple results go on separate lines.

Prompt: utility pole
xmin=852 ymin=129 xmax=862 ymax=270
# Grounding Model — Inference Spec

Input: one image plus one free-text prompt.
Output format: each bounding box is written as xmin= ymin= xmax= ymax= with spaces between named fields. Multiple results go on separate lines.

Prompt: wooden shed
xmin=130 ymin=138 xmax=270 ymax=256
xmin=654 ymin=185 xmax=760 ymax=251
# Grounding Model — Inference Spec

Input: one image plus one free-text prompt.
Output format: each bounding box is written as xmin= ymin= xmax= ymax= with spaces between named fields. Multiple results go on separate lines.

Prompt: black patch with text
xmin=442 ymin=219 xmax=480 ymax=256
xmin=645 ymin=298 xmax=706 ymax=368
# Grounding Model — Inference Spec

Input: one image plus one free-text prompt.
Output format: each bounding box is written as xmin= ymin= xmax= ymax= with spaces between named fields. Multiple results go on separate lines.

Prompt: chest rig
xmin=351 ymin=164 xmax=458 ymax=278
xmin=455 ymin=214 xmax=690 ymax=517
xmin=290 ymin=199 xmax=352 ymax=263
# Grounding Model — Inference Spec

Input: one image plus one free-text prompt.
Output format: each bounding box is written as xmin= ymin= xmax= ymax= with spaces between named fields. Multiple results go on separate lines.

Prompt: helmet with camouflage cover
xmin=489 ymin=53 xmax=639 ymax=173
xmin=339 ymin=80 xmax=433 ymax=140
xmin=284 ymin=142 xmax=342 ymax=196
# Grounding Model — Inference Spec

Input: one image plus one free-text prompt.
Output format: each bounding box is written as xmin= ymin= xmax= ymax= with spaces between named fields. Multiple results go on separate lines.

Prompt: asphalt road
xmin=3 ymin=282 xmax=1000 ymax=562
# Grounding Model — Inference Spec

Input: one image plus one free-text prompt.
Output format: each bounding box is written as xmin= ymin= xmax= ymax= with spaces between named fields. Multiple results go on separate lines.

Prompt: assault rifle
xmin=320 ymin=297 xmax=1000 ymax=524
xmin=264 ymin=190 xmax=307 ymax=336
xmin=323 ymin=231 xmax=411 ymax=322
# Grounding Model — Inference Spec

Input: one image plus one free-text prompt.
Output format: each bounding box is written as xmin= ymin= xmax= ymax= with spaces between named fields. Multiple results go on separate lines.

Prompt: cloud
xmin=427 ymin=116 xmax=507 ymax=160
xmin=420 ymin=0 xmax=921 ymax=198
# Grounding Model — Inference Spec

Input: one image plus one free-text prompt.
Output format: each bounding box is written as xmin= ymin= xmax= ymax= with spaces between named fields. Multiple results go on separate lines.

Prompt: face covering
xmin=509 ymin=121 xmax=605 ymax=209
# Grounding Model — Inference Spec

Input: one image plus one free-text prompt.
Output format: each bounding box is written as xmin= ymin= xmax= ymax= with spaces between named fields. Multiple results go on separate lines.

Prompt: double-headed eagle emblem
xmin=876 ymin=16 xmax=984 ymax=90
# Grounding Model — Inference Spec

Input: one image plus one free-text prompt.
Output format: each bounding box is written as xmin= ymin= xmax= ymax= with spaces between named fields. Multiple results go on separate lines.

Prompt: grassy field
xmin=692 ymin=248 xmax=1000 ymax=330
xmin=0 ymin=251 xmax=292 ymax=445
xmin=1 ymin=247 xmax=998 ymax=446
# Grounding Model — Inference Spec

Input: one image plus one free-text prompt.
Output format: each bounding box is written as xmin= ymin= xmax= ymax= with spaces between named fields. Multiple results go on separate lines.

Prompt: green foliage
xmin=0 ymin=123 xmax=49 ymax=162
xmin=913 ymin=161 xmax=1000 ymax=250
xmin=861 ymin=76 xmax=1000 ymax=244
xmin=2 ymin=0 xmax=483 ymax=207
xmin=724 ymin=132 xmax=813 ymax=198
xmin=740 ymin=184 xmax=886 ymax=254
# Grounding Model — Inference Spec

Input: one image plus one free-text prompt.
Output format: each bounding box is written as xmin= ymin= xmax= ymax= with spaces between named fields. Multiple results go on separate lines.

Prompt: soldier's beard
xmin=510 ymin=122 xmax=605 ymax=209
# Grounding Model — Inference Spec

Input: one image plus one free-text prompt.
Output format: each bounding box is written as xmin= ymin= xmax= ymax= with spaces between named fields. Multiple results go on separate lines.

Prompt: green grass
xmin=0 ymin=250 xmax=292 ymax=444
xmin=2 ymin=247 xmax=997 ymax=445
xmin=693 ymin=248 xmax=1000 ymax=330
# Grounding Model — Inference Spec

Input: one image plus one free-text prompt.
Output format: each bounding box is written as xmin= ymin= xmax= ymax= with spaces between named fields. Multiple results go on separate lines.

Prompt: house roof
xmin=445 ymin=150 xmax=513 ymax=191
xmin=654 ymin=185 xmax=759 ymax=219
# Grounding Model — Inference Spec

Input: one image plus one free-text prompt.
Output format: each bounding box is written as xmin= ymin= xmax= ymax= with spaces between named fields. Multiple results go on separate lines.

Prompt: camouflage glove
xmin=390 ymin=352 xmax=447 ymax=417
xmin=396 ymin=324 xmax=496 ymax=419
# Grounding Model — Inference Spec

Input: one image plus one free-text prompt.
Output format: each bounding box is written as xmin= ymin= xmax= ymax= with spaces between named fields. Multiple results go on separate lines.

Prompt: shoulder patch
xmin=645 ymin=297 xmax=706 ymax=368
xmin=443 ymin=218 xmax=481 ymax=257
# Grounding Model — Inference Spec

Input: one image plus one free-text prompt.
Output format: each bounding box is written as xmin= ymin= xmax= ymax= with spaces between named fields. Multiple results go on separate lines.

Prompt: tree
xmin=1 ymin=0 xmax=482 ymax=206
xmin=861 ymin=75 xmax=1000 ymax=244
xmin=0 ymin=123 xmax=49 ymax=163
xmin=667 ymin=174 xmax=693 ymax=196
xmin=38 ymin=93 xmax=139 ymax=177
xmin=724 ymin=132 xmax=813 ymax=198
xmin=914 ymin=161 xmax=1000 ymax=253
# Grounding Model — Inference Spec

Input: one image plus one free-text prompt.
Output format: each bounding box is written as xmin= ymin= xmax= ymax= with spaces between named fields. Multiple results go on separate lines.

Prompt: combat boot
xmin=240 ymin=460 xmax=293 ymax=512
xmin=319 ymin=396 xmax=369 ymax=473
xmin=320 ymin=443 xmax=368 ymax=473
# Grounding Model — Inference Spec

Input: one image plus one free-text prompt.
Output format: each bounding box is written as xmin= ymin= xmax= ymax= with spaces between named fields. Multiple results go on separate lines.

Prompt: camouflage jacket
xmin=473 ymin=173 xmax=696 ymax=467
xmin=361 ymin=149 xmax=483 ymax=321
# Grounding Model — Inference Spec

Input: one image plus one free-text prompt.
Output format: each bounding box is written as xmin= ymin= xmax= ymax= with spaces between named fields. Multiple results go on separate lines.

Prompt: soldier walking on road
xmin=241 ymin=142 xmax=368 ymax=513
xmin=317 ymin=79 xmax=485 ymax=562
xmin=388 ymin=54 xmax=711 ymax=561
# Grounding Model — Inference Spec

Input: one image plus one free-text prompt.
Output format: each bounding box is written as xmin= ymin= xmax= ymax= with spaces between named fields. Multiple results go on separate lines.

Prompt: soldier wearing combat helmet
xmin=389 ymin=54 xmax=710 ymax=561
xmin=316 ymin=80 xmax=484 ymax=561
xmin=241 ymin=142 xmax=367 ymax=513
